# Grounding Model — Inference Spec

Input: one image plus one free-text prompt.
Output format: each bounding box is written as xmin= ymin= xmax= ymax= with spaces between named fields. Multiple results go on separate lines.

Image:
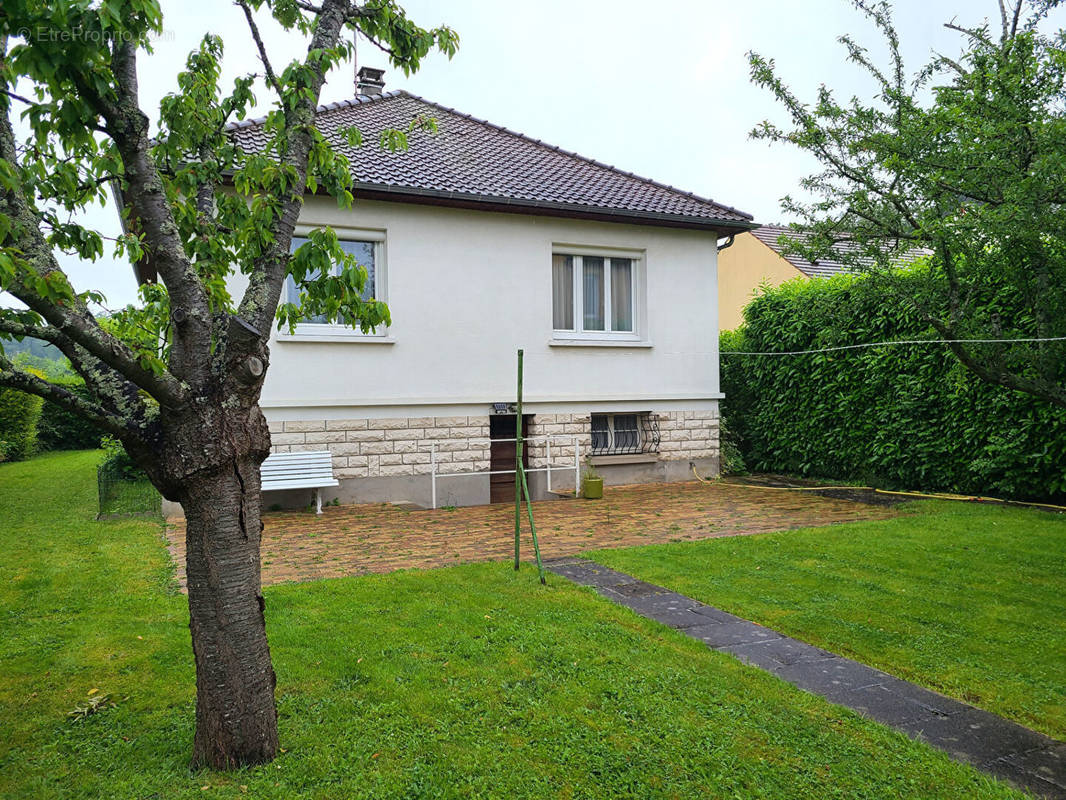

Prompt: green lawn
xmin=590 ymin=499 xmax=1066 ymax=740
xmin=0 ymin=452 xmax=1030 ymax=799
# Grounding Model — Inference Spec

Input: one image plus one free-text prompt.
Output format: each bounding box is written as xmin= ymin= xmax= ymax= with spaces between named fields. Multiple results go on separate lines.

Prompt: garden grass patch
xmin=0 ymin=453 xmax=1030 ymax=799
xmin=589 ymin=500 xmax=1066 ymax=740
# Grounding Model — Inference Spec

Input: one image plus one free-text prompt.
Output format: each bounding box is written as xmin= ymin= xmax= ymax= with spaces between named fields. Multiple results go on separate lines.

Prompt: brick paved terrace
xmin=165 ymin=480 xmax=899 ymax=588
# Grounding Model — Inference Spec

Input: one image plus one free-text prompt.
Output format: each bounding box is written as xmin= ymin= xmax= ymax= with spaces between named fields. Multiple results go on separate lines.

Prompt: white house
xmin=222 ymin=70 xmax=756 ymax=508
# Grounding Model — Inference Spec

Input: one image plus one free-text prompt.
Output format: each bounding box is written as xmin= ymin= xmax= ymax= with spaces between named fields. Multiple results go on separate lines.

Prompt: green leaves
xmin=338 ymin=125 xmax=363 ymax=148
xmin=94 ymin=282 xmax=171 ymax=377
xmin=1 ymin=0 xmax=458 ymax=453
xmin=376 ymin=113 xmax=438 ymax=154
xmin=721 ymin=271 xmax=1066 ymax=501
xmin=277 ymin=228 xmax=390 ymax=334
xmin=353 ymin=2 xmax=459 ymax=76
xmin=749 ymin=1 xmax=1066 ymax=407
xmin=3 ymin=0 xmax=458 ymax=341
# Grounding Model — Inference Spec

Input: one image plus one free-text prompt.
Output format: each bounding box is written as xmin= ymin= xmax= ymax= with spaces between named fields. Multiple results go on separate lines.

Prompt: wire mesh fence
xmin=97 ymin=461 xmax=161 ymax=519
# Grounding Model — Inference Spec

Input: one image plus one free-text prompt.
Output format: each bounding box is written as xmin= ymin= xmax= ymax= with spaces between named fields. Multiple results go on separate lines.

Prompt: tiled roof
xmin=228 ymin=91 xmax=754 ymax=231
xmin=750 ymin=225 xmax=928 ymax=279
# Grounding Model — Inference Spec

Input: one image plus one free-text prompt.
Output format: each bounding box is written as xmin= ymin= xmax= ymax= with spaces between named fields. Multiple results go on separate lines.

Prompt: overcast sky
xmin=18 ymin=0 xmax=1066 ymax=308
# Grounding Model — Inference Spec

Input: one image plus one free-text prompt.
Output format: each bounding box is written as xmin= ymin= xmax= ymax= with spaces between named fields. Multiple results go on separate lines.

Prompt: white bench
xmin=261 ymin=451 xmax=339 ymax=514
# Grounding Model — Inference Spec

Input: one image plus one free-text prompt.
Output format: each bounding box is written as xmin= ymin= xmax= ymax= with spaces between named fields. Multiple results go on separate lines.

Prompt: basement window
xmin=589 ymin=412 xmax=660 ymax=456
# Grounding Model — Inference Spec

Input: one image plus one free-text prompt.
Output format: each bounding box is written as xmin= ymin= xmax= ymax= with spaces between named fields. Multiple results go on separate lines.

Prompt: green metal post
xmin=519 ymin=464 xmax=547 ymax=584
xmin=514 ymin=349 xmax=523 ymax=570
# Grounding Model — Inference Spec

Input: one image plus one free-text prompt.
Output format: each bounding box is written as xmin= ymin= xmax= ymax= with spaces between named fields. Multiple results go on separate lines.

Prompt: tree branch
xmin=925 ymin=316 xmax=1066 ymax=408
xmin=237 ymin=1 xmax=282 ymax=95
xmin=944 ymin=21 xmax=995 ymax=47
xmin=360 ymin=34 xmax=399 ymax=60
xmin=237 ymin=0 xmax=353 ymax=338
xmin=104 ymin=40 xmax=212 ymax=387
xmin=0 ymin=317 xmax=62 ymax=344
xmin=0 ymin=315 xmax=160 ymax=452
xmin=932 ymin=52 xmax=968 ymax=76
xmin=1009 ymin=1 xmax=1023 ymax=40
xmin=0 ymin=104 xmax=189 ymax=408
xmin=0 ymin=87 xmax=33 ymax=106
xmin=0 ymin=354 xmax=138 ymax=440
xmin=0 ymin=312 xmax=157 ymax=423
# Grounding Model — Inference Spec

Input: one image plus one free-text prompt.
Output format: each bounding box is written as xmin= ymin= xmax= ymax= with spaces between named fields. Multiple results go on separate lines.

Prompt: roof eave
xmin=110 ymin=177 xmax=159 ymax=285
xmin=351 ymin=183 xmax=758 ymax=235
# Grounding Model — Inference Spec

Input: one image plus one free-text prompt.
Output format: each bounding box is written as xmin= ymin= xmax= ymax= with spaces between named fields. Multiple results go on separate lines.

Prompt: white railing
xmin=430 ymin=433 xmax=581 ymax=509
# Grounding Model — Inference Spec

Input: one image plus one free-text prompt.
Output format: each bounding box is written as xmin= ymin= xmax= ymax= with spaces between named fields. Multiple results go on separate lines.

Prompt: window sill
xmin=277 ymin=333 xmax=395 ymax=344
xmin=548 ymin=338 xmax=652 ymax=349
xmin=589 ymin=453 xmax=660 ymax=466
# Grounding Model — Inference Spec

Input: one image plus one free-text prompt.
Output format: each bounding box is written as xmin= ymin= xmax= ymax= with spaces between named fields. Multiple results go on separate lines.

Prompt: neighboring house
xmin=717 ymin=224 xmax=857 ymax=331
xmin=718 ymin=224 xmax=929 ymax=330
xmin=157 ymin=70 xmax=757 ymax=508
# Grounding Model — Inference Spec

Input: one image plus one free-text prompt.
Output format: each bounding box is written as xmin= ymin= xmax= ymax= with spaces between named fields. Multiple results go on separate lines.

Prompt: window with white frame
xmin=552 ymin=251 xmax=639 ymax=338
xmin=282 ymin=231 xmax=386 ymax=336
xmin=590 ymin=412 xmax=660 ymax=455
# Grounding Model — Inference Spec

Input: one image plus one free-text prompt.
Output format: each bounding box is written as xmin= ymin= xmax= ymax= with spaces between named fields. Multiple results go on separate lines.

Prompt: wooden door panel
xmin=488 ymin=415 xmax=530 ymax=504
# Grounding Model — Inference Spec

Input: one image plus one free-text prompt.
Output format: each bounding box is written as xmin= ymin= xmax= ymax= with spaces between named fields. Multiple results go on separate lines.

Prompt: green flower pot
xmin=582 ymin=477 xmax=603 ymax=499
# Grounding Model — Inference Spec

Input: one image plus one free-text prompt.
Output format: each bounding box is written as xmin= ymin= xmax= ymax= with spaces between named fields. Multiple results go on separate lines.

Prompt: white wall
xmin=257 ymin=197 xmax=721 ymax=419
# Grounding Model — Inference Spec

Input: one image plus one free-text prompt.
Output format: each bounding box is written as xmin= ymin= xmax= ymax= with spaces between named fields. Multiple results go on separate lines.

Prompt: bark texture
xmin=173 ymin=402 xmax=277 ymax=769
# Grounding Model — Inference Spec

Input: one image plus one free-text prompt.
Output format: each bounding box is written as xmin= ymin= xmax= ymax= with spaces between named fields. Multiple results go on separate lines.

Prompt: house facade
xmin=717 ymin=225 xmax=857 ymax=331
xmin=226 ymin=79 xmax=755 ymax=508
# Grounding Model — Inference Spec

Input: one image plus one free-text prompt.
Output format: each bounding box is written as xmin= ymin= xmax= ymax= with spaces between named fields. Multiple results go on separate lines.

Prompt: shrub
xmin=718 ymin=417 xmax=747 ymax=476
xmin=0 ymin=381 xmax=44 ymax=462
xmin=721 ymin=272 xmax=1066 ymax=502
xmin=7 ymin=353 xmax=104 ymax=451
xmin=96 ymin=437 xmax=158 ymax=518
xmin=37 ymin=384 xmax=105 ymax=451
xmin=99 ymin=436 xmax=145 ymax=481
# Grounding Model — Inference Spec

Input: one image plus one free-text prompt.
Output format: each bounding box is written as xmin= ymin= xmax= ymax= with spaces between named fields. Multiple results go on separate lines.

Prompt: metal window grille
xmin=589 ymin=412 xmax=660 ymax=455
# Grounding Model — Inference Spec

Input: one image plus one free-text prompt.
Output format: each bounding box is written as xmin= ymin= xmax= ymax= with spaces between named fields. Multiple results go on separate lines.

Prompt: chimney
xmin=356 ymin=66 xmax=385 ymax=97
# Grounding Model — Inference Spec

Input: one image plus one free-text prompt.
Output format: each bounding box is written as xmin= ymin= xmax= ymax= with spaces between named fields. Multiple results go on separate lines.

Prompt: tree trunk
xmin=181 ymin=456 xmax=278 ymax=769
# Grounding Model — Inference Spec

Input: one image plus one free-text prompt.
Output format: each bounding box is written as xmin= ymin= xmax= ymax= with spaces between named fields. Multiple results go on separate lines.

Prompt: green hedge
xmin=1 ymin=354 xmax=105 ymax=452
xmin=721 ymin=274 xmax=1066 ymax=502
xmin=0 ymin=384 xmax=44 ymax=462
xmin=37 ymin=382 xmax=105 ymax=451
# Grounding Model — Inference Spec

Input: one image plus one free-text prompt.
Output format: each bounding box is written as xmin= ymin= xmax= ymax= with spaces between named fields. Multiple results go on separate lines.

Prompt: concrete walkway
xmin=547 ymin=558 xmax=1066 ymax=800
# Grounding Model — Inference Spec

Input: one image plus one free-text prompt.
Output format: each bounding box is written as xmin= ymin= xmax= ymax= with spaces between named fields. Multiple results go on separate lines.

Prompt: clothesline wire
xmin=720 ymin=335 xmax=1066 ymax=357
